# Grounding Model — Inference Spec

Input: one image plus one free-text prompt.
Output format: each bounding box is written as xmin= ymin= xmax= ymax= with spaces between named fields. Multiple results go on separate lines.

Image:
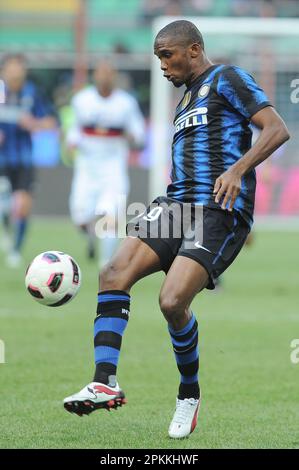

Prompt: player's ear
xmin=189 ymin=43 xmax=201 ymax=58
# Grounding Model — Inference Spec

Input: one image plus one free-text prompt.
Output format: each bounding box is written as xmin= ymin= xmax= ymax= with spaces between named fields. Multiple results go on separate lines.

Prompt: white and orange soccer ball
xmin=25 ymin=251 xmax=81 ymax=307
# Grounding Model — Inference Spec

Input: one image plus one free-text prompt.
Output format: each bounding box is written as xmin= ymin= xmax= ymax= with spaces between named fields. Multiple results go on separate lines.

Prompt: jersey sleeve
xmin=124 ymin=96 xmax=146 ymax=148
xmin=31 ymin=86 xmax=58 ymax=121
xmin=217 ymin=65 xmax=272 ymax=119
xmin=32 ymin=91 xmax=54 ymax=118
xmin=65 ymin=96 xmax=82 ymax=147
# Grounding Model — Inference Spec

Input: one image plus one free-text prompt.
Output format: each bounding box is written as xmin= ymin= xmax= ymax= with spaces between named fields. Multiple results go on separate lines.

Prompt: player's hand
xmin=65 ymin=144 xmax=78 ymax=162
xmin=18 ymin=113 xmax=38 ymax=132
xmin=213 ymin=168 xmax=242 ymax=211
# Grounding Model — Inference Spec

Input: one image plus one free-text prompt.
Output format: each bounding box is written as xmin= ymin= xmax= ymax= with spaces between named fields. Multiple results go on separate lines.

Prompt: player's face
xmin=154 ymin=38 xmax=194 ymax=88
xmin=94 ymin=63 xmax=116 ymax=95
xmin=2 ymin=60 xmax=27 ymax=92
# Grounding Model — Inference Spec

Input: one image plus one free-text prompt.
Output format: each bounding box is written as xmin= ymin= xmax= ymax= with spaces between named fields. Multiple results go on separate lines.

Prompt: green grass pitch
xmin=0 ymin=218 xmax=298 ymax=449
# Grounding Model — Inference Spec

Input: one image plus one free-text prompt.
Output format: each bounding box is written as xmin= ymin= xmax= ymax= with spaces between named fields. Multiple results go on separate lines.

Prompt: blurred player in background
xmin=0 ymin=54 xmax=57 ymax=267
xmin=63 ymin=21 xmax=289 ymax=439
xmin=67 ymin=61 xmax=145 ymax=267
xmin=0 ymin=174 xmax=11 ymax=252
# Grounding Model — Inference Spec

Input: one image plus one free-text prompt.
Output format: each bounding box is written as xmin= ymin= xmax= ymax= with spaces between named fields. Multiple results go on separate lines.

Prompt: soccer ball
xmin=25 ymin=251 xmax=81 ymax=307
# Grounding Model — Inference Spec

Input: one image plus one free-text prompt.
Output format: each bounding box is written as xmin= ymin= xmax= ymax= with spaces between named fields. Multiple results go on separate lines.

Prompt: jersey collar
xmin=186 ymin=64 xmax=220 ymax=90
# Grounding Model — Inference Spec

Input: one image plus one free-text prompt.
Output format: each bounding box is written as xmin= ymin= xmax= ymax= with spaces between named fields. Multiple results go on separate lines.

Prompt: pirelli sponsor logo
xmin=174 ymin=107 xmax=208 ymax=134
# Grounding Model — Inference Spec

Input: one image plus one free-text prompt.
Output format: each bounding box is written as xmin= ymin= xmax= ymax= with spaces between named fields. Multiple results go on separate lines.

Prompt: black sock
xmin=168 ymin=313 xmax=200 ymax=400
xmin=178 ymin=382 xmax=200 ymax=400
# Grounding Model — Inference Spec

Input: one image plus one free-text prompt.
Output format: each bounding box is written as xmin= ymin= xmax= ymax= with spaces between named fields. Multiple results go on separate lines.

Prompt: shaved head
xmin=93 ymin=60 xmax=116 ymax=96
xmin=155 ymin=20 xmax=204 ymax=49
xmin=153 ymin=19 xmax=211 ymax=88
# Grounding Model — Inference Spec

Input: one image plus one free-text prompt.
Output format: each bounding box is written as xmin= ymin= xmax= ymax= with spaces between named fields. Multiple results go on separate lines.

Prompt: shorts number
xmin=143 ymin=206 xmax=163 ymax=222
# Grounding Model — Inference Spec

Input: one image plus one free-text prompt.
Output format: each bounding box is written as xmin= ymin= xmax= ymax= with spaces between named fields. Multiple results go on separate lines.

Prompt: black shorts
xmin=127 ymin=196 xmax=250 ymax=290
xmin=0 ymin=166 xmax=35 ymax=192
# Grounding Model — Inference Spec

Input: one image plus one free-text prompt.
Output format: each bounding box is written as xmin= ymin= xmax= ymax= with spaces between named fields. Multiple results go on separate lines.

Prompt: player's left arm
xmin=213 ymin=65 xmax=290 ymax=211
xmin=19 ymin=113 xmax=57 ymax=132
xmin=214 ymin=106 xmax=289 ymax=211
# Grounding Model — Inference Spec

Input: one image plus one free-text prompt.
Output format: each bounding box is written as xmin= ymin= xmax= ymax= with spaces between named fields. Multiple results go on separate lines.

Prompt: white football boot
xmin=63 ymin=382 xmax=126 ymax=416
xmin=168 ymin=397 xmax=201 ymax=439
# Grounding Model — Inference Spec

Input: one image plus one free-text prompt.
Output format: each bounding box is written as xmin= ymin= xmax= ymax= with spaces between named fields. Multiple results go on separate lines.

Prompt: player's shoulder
xmin=72 ymin=85 xmax=96 ymax=104
xmin=219 ymin=64 xmax=254 ymax=81
xmin=113 ymin=88 xmax=138 ymax=105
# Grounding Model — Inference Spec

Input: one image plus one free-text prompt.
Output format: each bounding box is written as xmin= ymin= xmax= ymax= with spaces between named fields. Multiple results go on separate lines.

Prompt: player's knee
xmin=15 ymin=206 xmax=30 ymax=219
xmin=99 ymin=262 xmax=127 ymax=291
xmin=99 ymin=262 xmax=117 ymax=289
xmin=159 ymin=294 xmax=185 ymax=323
xmin=13 ymin=192 xmax=32 ymax=218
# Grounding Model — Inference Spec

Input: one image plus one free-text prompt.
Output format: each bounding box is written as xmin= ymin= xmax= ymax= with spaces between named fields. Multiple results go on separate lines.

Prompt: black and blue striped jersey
xmin=0 ymin=81 xmax=52 ymax=168
xmin=167 ymin=64 xmax=272 ymax=227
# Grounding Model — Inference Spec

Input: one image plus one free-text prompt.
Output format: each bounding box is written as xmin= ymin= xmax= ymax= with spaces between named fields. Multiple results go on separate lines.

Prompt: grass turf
xmin=0 ymin=218 xmax=298 ymax=449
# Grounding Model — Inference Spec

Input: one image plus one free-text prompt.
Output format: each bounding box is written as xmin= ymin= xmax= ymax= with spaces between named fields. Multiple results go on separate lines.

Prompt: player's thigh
xmin=95 ymin=189 xmax=127 ymax=227
xmin=179 ymin=207 xmax=250 ymax=289
xmin=95 ymin=169 xmax=128 ymax=218
xmin=11 ymin=166 xmax=35 ymax=192
xmin=99 ymin=236 xmax=162 ymax=291
xmin=10 ymin=167 xmax=34 ymax=217
xmin=159 ymin=255 xmax=209 ymax=313
xmin=69 ymin=169 xmax=96 ymax=225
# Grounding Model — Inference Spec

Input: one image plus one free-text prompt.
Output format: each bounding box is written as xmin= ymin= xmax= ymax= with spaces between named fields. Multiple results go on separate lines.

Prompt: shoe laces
xmin=173 ymin=398 xmax=198 ymax=424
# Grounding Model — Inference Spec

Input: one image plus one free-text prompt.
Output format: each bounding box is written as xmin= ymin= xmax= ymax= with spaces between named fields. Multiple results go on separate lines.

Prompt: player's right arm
xmin=123 ymin=96 xmax=146 ymax=150
xmin=65 ymin=94 xmax=80 ymax=143
xmin=64 ymin=94 xmax=83 ymax=160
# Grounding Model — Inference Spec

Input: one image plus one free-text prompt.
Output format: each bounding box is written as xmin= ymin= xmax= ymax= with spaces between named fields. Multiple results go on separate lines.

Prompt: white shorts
xmin=69 ymin=159 xmax=129 ymax=226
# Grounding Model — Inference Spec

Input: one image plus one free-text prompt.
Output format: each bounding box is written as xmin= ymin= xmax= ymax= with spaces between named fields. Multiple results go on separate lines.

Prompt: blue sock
xmin=14 ymin=218 xmax=28 ymax=252
xmin=93 ymin=290 xmax=130 ymax=384
xmin=168 ymin=313 xmax=200 ymax=399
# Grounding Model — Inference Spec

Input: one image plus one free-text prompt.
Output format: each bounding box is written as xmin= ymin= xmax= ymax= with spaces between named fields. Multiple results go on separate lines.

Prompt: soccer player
xmin=67 ymin=61 xmax=145 ymax=266
xmin=0 ymin=54 xmax=57 ymax=267
xmin=64 ymin=21 xmax=289 ymax=438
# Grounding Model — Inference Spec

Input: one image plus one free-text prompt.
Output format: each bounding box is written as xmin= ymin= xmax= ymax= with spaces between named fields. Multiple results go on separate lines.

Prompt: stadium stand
xmin=1 ymin=0 xmax=299 ymax=62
